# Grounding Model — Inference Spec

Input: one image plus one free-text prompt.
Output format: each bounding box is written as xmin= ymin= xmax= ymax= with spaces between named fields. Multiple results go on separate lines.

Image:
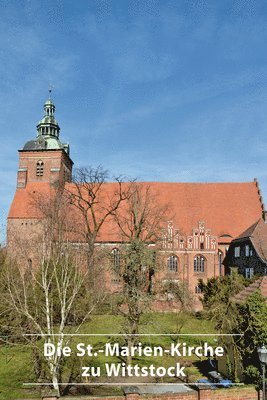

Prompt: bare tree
xmin=2 ymin=189 xmax=102 ymax=396
xmin=64 ymin=166 xmax=130 ymax=285
xmin=112 ymin=183 xmax=169 ymax=364
xmin=114 ymin=182 xmax=169 ymax=242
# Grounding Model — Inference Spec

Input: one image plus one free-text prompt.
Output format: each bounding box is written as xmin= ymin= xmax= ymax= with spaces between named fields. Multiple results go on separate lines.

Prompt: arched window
xmin=194 ymin=255 xmax=205 ymax=272
xmin=111 ymin=248 xmax=120 ymax=269
xmin=36 ymin=160 xmax=44 ymax=177
xmin=167 ymin=255 xmax=178 ymax=272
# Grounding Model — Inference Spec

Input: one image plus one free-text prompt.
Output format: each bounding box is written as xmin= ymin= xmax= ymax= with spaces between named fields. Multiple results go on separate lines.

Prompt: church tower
xmin=17 ymin=94 xmax=73 ymax=188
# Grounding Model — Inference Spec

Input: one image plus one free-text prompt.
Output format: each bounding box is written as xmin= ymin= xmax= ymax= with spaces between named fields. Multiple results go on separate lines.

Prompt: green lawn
xmin=0 ymin=344 xmax=37 ymax=400
xmin=0 ymin=313 xmax=215 ymax=400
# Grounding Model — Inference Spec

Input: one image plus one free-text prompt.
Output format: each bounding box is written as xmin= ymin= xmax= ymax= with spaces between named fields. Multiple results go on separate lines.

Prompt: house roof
xmin=232 ymin=276 xmax=267 ymax=303
xmin=237 ymin=220 xmax=261 ymax=239
xmin=235 ymin=219 xmax=267 ymax=262
xmin=8 ymin=181 xmax=264 ymax=243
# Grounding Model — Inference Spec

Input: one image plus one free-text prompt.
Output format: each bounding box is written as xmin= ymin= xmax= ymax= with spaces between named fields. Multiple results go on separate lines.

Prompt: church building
xmin=7 ymin=96 xmax=266 ymax=309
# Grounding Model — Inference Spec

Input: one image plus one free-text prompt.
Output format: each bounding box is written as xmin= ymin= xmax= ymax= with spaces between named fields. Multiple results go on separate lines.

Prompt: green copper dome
xmin=45 ymin=99 xmax=54 ymax=106
xmin=22 ymin=96 xmax=70 ymax=155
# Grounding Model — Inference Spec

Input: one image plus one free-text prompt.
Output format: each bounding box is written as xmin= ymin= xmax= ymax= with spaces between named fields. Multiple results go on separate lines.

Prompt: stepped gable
xmin=237 ymin=219 xmax=267 ymax=263
xmin=233 ymin=276 xmax=267 ymax=303
xmin=8 ymin=181 xmax=264 ymax=243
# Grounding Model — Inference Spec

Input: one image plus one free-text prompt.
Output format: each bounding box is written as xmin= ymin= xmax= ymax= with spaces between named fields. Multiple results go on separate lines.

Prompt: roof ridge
xmin=237 ymin=219 xmax=263 ymax=239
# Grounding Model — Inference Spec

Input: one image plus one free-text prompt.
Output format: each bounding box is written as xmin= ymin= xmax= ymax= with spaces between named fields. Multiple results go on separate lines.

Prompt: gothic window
xmin=36 ymin=160 xmax=44 ymax=177
xmin=167 ymin=255 xmax=178 ymax=272
xmin=194 ymin=255 xmax=205 ymax=272
xmin=111 ymin=248 xmax=120 ymax=269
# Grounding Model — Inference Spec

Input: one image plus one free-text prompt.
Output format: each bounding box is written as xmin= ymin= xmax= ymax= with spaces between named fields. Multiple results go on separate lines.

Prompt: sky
xmin=1 ymin=0 xmax=267 ymax=243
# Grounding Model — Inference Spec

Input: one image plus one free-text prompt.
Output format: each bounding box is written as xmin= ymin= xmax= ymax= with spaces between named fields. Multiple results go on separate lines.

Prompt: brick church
xmin=7 ymin=96 xmax=266 ymax=309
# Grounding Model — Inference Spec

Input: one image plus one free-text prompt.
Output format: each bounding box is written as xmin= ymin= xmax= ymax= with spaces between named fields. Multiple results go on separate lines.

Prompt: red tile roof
xmin=8 ymin=181 xmax=264 ymax=243
xmin=236 ymin=219 xmax=267 ymax=262
xmin=233 ymin=276 xmax=267 ymax=303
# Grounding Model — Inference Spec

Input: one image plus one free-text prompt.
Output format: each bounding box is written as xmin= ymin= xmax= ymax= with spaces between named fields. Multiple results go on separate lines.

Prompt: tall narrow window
xmin=28 ymin=258 xmax=32 ymax=270
xmin=234 ymin=246 xmax=240 ymax=258
xmin=111 ymin=248 xmax=120 ymax=269
xmin=218 ymin=251 xmax=223 ymax=276
xmin=36 ymin=160 xmax=44 ymax=177
xmin=194 ymin=255 xmax=205 ymax=272
xmin=245 ymin=267 xmax=254 ymax=279
xmin=167 ymin=255 xmax=178 ymax=272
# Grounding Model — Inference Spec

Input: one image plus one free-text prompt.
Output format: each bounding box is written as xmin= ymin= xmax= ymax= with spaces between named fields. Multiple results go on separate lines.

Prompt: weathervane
xmin=48 ymin=84 xmax=54 ymax=99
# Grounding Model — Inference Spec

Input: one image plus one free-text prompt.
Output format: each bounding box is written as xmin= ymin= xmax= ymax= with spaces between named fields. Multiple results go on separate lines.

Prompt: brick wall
xmin=42 ymin=387 xmax=261 ymax=400
xmin=123 ymin=387 xmax=259 ymax=400
xmin=211 ymin=387 xmax=259 ymax=399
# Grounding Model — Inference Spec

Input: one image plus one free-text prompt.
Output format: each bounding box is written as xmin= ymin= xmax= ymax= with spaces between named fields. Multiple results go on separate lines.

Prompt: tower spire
xmin=36 ymin=92 xmax=59 ymax=139
xmin=22 ymin=94 xmax=70 ymax=156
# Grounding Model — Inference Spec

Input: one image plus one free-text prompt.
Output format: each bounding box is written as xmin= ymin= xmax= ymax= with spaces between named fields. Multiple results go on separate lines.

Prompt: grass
xmin=0 ymin=344 xmax=37 ymax=400
xmin=0 ymin=313 xmax=215 ymax=400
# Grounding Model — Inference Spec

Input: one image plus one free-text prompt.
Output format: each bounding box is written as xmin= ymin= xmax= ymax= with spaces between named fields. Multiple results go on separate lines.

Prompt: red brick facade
xmin=17 ymin=149 xmax=72 ymax=188
xmin=7 ymin=99 xmax=266 ymax=308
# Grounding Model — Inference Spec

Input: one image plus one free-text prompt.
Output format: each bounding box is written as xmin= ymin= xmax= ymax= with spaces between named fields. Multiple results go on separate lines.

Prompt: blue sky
xmin=1 ymin=0 xmax=267 ymax=243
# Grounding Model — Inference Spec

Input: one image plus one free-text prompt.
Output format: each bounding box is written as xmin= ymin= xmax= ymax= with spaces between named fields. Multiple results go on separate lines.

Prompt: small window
xmin=234 ymin=246 xmax=240 ymax=258
xmin=245 ymin=245 xmax=250 ymax=257
xmin=167 ymin=255 xmax=178 ymax=272
xmin=194 ymin=255 xmax=205 ymax=272
xmin=36 ymin=160 xmax=44 ymax=177
xmin=111 ymin=248 xmax=120 ymax=269
xmin=245 ymin=267 xmax=254 ymax=279
xmin=200 ymin=242 xmax=204 ymax=250
xmin=195 ymin=285 xmax=202 ymax=294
